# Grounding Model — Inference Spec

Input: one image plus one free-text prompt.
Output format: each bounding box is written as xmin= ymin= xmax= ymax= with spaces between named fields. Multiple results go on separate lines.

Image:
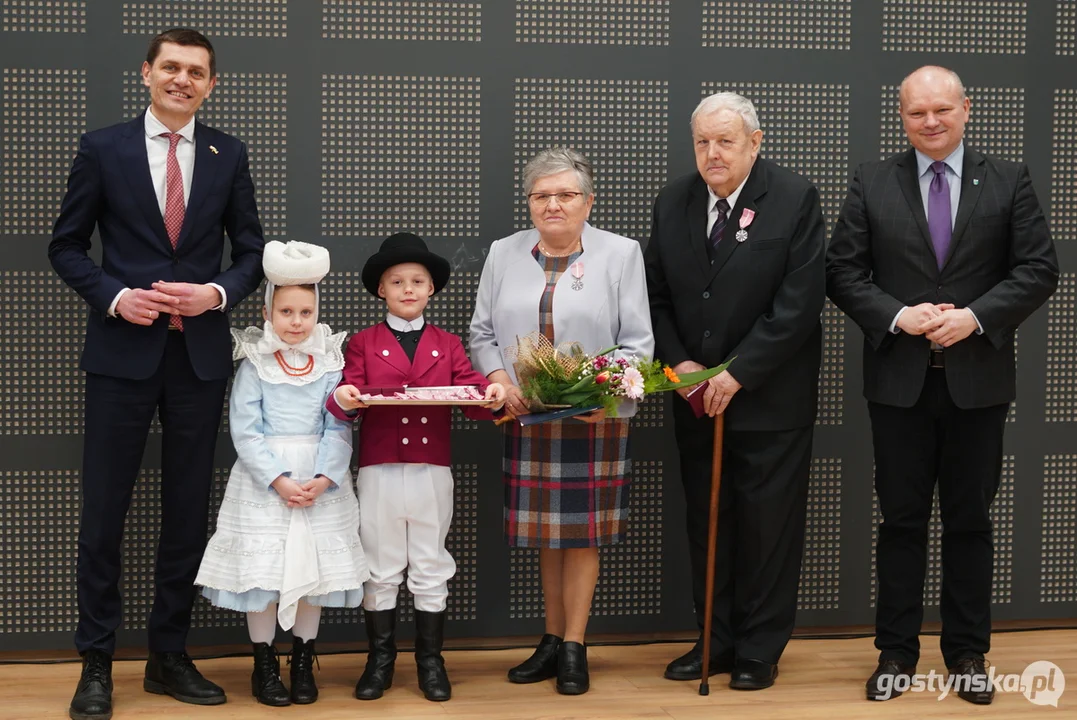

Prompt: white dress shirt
xmin=145 ymin=107 xmax=196 ymax=213
xmin=386 ymin=313 xmax=425 ymax=333
xmin=108 ymin=107 xmax=226 ymax=317
xmin=705 ymin=172 xmax=750 ymax=237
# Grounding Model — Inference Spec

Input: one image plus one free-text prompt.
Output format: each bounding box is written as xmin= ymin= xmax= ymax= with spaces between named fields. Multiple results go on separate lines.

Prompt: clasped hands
xmin=116 ymin=282 xmax=222 ymax=326
xmin=897 ymin=302 xmax=978 ymax=347
xmin=271 ymin=474 xmax=332 ymax=508
xmin=334 ymin=382 xmax=508 ymax=411
xmin=673 ymin=360 xmax=741 ymax=417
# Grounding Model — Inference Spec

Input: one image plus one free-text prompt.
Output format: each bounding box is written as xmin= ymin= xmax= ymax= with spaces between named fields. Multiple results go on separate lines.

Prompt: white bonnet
xmin=263 ymin=240 xmax=330 ymax=286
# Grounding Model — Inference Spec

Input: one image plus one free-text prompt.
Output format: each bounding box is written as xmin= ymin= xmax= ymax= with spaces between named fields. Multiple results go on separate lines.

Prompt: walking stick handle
xmin=699 ymin=413 xmax=724 ymax=696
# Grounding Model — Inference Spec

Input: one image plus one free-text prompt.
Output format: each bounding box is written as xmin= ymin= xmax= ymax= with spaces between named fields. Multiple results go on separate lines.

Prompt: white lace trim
xmin=231 ymin=323 xmax=346 ymax=386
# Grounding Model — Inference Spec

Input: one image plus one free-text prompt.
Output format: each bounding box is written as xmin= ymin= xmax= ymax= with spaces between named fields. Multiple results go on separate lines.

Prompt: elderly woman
xmin=470 ymin=148 xmax=654 ymax=695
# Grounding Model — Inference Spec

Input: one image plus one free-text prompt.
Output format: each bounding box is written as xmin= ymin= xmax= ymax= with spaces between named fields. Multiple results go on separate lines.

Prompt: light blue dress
xmin=196 ymin=350 xmax=369 ymax=623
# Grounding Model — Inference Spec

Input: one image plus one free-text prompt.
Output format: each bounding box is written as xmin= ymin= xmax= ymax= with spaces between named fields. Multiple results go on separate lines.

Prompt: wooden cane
xmin=698 ymin=413 xmax=725 ymax=696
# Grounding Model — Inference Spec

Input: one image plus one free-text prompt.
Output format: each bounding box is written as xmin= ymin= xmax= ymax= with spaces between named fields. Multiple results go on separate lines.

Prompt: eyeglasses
xmin=527 ymin=191 xmax=584 ymax=206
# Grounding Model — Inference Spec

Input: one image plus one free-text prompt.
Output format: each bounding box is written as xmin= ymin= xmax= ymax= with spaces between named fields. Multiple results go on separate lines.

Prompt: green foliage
xmin=516 ymin=342 xmax=734 ymax=416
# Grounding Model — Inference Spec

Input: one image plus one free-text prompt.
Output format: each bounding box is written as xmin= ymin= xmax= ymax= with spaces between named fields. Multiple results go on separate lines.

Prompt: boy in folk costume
xmin=196 ymin=241 xmax=368 ymax=707
xmin=328 ymin=233 xmax=506 ymax=702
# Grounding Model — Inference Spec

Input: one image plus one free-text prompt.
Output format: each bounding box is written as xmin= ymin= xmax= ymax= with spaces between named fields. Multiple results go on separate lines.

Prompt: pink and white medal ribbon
xmin=570 ymin=261 xmax=584 ymax=290
xmin=736 ymin=208 xmax=756 ymax=242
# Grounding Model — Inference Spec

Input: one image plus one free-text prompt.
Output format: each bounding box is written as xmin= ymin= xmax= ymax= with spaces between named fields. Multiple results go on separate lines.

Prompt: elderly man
xmin=826 ymin=66 xmax=1057 ymax=704
xmin=644 ymin=92 xmax=825 ymax=690
xmin=50 ymin=28 xmax=264 ymax=719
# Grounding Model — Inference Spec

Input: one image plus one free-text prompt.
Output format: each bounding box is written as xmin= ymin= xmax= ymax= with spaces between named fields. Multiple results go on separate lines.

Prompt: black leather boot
xmin=355 ymin=609 xmax=397 ymax=700
xmin=414 ymin=609 xmax=451 ymax=702
xmin=250 ymin=643 xmax=290 ymax=707
xmin=507 ymin=634 xmax=562 ymax=683
xmin=289 ymin=637 xmax=318 ymax=704
xmin=69 ymin=649 xmax=113 ymax=720
xmin=556 ymin=641 xmax=589 ymax=695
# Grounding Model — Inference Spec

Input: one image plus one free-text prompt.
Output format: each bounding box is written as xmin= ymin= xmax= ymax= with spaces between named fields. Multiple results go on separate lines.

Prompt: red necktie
xmin=162 ymin=132 xmax=185 ymax=330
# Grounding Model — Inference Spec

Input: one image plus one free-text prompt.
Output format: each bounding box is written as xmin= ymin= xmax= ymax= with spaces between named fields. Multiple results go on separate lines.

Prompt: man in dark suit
xmin=826 ymin=66 xmax=1057 ymax=705
xmin=645 ymin=92 xmax=825 ymax=690
xmin=49 ymin=28 xmax=264 ymax=719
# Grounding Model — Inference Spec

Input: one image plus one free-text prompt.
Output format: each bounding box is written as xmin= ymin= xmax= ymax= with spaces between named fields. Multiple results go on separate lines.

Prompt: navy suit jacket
xmin=49 ymin=113 xmax=265 ymax=381
xmin=645 ymin=158 xmax=826 ymax=432
xmin=826 ymin=147 xmax=1058 ymax=409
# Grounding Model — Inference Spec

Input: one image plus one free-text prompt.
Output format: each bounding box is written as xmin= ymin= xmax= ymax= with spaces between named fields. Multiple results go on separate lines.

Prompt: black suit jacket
xmin=49 ymin=113 xmax=265 ymax=381
xmin=644 ymin=158 xmax=826 ymax=432
xmin=826 ymin=147 xmax=1058 ymax=409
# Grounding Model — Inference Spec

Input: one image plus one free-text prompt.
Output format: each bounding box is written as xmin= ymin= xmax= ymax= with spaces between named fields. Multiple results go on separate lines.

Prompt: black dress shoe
xmin=144 ymin=651 xmax=227 ymax=705
xmin=663 ymin=645 xmax=735 ymax=681
xmin=555 ymin=641 xmax=589 ymax=695
xmin=289 ymin=638 xmax=318 ymax=704
xmin=949 ymin=657 xmax=994 ymax=705
xmin=508 ymin=634 xmax=562 ymax=683
xmin=729 ymin=658 xmax=778 ymax=690
xmin=70 ymin=649 xmax=113 ymax=720
xmin=866 ymin=659 xmax=916 ymax=701
xmin=250 ymin=643 xmax=290 ymax=707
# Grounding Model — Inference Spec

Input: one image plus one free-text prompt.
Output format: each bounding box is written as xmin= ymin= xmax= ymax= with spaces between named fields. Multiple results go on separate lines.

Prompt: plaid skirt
xmin=502 ymin=417 xmax=631 ymax=549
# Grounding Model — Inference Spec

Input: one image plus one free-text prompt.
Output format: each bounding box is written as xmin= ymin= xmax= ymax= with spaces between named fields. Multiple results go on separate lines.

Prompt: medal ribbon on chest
xmin=570 ymin=261 xmax=584 ymax=291
xmin=736 ymin=208 xmax=756 ymax=243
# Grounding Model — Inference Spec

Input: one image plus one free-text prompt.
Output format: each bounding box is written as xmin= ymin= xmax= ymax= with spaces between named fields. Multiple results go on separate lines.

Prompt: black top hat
xmin=361 ymin=232 xmax=451 ymax=297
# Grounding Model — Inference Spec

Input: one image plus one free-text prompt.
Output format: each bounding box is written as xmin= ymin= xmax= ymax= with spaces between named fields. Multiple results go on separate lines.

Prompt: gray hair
xmin=690 ymin=92 xmax=760 ymax=134
xmin=522 ymin=147 xmax=594 ymax=197
xmin=899 ymin=66 xmax=967 ymax=108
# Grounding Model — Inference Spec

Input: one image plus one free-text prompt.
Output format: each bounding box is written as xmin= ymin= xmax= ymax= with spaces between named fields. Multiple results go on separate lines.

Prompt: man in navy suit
xmin=827 ymin=66 xmax=1057 ymax=704
xmin=49 ymin=28 xmax=264 ymax=719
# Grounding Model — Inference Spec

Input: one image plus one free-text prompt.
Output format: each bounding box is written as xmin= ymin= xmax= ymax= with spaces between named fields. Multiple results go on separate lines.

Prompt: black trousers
xmin=76 ymin=332 xmax=226 ymax=655
xmin=869 ymin=368 xmax=1008 ymax=669
xmin=673 ymin=403 xmax=813 ymax=664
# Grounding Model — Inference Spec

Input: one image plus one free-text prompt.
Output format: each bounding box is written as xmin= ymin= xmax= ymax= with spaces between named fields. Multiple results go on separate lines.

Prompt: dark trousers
xmin=674 ymin=404 xmax=813 ymax=664
xmin=76 ymin=332 xmax=226 ymax=655
xmin=869 ymin=368 xmax=1008 ymax=669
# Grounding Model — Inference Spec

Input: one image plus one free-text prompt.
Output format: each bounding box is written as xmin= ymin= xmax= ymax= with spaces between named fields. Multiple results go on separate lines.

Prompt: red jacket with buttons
xmin=327 ymin=322 xmax=494 ymax=468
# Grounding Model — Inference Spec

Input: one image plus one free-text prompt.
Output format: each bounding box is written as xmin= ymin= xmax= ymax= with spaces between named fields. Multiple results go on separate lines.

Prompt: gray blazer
xmin=470 ymin=223 xmax=655 ymax=417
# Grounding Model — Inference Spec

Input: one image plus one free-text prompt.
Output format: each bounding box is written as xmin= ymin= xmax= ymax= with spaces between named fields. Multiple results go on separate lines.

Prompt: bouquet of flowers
xmin=505 ymin=332 xmax=731 ymax=416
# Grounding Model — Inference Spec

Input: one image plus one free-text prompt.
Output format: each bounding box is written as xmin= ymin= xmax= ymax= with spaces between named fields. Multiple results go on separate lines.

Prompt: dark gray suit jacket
xmin=645 ymin=158 xmax=826 ymax=432
xmin=826 ymin=146 xmax=1058 ymax=409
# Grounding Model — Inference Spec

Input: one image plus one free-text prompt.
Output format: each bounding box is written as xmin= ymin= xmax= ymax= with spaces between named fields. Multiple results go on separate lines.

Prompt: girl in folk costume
xmin=328 ymin=233 xmax=506 ymax=702
xmin=195 ymin=241 xmax=368 ymax=707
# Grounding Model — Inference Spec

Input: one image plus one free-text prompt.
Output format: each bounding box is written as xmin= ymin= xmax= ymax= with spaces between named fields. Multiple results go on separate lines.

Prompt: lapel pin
xmin=209 ymin=145 xmax=218 ymax=155
xmin=973 ymin=178 xmax=980 ymax=185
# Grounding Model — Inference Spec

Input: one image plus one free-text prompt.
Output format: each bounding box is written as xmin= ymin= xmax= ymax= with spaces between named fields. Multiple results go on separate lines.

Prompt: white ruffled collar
xmin=231 ymin=322 xmax=346 ymax=385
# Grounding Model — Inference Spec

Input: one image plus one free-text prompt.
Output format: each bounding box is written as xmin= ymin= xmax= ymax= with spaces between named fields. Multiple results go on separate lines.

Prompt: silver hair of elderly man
xmin=522 ymin=146 xmax=595 ymax=197
xmin=690 ymin=92 xmax=760 ymax=134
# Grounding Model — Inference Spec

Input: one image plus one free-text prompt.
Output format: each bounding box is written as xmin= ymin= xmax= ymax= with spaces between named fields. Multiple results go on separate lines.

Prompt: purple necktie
xmin=927 ymin=161 xmax=952 ymax=269
xmin=708 ymin=198 xmax=730 ymax=263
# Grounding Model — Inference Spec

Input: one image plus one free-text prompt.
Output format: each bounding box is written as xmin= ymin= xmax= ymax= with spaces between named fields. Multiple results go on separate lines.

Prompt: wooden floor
xmin=4 ymin=631 xmax=1074 ymax=718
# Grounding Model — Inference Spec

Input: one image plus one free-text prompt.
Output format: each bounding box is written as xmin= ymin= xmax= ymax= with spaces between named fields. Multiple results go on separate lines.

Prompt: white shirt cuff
xmin=889 ymin=307 xmax=907 ymax=334
xmin=207 ymin=283 xmax=227 ymax=311
xmin=108 ymin=288 xmax=130 ymax=318
xmin=967 ymin=308 xmax=984 ymax=335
